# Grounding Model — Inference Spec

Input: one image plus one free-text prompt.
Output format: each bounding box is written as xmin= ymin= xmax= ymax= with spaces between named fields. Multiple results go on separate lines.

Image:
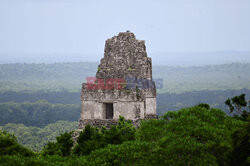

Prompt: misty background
xmin=0 ymin=0 xmax=250 ymax=65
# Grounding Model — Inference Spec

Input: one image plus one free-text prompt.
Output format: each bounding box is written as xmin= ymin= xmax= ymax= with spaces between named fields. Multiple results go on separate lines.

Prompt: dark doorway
xmin=105 ymin=103 xmax=113 ymax=119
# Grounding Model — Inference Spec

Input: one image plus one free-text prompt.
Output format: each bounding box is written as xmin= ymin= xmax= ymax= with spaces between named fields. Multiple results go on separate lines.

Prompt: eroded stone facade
xmin=78 ymin=31 xmax=157 ymax=129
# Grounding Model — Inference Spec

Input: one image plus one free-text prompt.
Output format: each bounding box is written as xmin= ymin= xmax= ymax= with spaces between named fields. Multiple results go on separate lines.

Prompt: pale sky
xmin=0 ymin=0 xmax=250 ymax=54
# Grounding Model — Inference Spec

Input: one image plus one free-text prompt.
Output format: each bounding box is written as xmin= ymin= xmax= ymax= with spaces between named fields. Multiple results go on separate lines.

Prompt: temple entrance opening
xmin=105 ymin=103 xmax=114 ymax=119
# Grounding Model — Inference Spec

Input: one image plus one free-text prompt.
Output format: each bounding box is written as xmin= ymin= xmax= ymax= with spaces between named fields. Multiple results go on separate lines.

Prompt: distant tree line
xmin=0 ymin=62 xmax=249 ymax=93
xmin=0 ymin=91 xmax=80 ymax=104
xmin=157 ymin=89 xmax=250 ymax=115
xmin=0 ymin=100 xmax=80 ymax=127
xmin=0 ymin=89 xmax=249 ymax=116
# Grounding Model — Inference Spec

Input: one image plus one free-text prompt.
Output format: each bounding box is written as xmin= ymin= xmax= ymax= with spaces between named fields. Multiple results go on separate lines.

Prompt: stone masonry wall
xmin=79 ymin=31 xmax=157 ymax=130
xmin=96 ymin=32 xmax=153 ymax=80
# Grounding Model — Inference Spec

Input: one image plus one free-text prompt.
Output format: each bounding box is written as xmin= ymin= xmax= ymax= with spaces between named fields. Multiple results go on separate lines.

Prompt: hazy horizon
xmin=1 ymin=51 xmax=250 ymax=66
xmin=1 ymin=0 xmax=250 ymax=59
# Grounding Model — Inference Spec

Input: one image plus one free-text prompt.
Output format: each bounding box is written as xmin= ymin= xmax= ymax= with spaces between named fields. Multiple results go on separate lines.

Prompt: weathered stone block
xmin=79 ymin=32 xmax=157 ymax=129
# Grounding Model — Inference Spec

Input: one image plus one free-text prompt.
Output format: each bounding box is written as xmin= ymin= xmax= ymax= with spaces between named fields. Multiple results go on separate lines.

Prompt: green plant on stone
xmin=121 ymin=82 xmax=127 ymax=89
xmin=136 ymin=88 xmax=141 ymax=100
xmin=128 ymin=67 xmax=133 ymax=71
xmin=126 ymin=89 xmax=131 ymax=95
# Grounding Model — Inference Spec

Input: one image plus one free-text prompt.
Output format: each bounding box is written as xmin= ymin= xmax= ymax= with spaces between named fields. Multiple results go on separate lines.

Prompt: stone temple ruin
xmin=78 ymin=31 xmax=157 ymax=129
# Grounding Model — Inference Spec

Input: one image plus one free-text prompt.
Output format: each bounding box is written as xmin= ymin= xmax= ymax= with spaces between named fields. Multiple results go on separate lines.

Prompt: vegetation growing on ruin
xmin=127 ymin=66 xmax=133 ymax=71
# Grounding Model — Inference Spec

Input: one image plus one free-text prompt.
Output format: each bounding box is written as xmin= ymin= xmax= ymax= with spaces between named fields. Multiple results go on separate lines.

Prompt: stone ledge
xmin=78 ymin=119 xmax=119 ymax=129
xmin=144 ymin=114 xmax=158 ymax=119
xmin=78 ymin=115 xmax=158 ymax=130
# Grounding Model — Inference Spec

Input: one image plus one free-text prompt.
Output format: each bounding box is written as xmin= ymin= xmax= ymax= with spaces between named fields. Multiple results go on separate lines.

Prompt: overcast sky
xmin=0 ymin=0 xmax=250 ymax=54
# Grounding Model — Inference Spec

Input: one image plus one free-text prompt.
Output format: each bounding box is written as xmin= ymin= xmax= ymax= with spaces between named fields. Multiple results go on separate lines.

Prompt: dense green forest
xmin=0 ymin=91 xmax=80 ymax=104
xmin=0 ymin=121 xmax=77 ymax=151
xmin=0 ymin=89 xmax=249 ymax=119
xmin=0 ymin=89 xmax=248 ymax=153
xmin=0 ymin=62 xmax=249 ymax=165
xmin=157 ymin=89 xmax=250 ymax=115
xmin=0 ymin=62 xmax=249 ymax=93
xmin=0 ymin=100 xmax=80 ymax=127
xmin=1 ymin=105 xmax=249 ymax=165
